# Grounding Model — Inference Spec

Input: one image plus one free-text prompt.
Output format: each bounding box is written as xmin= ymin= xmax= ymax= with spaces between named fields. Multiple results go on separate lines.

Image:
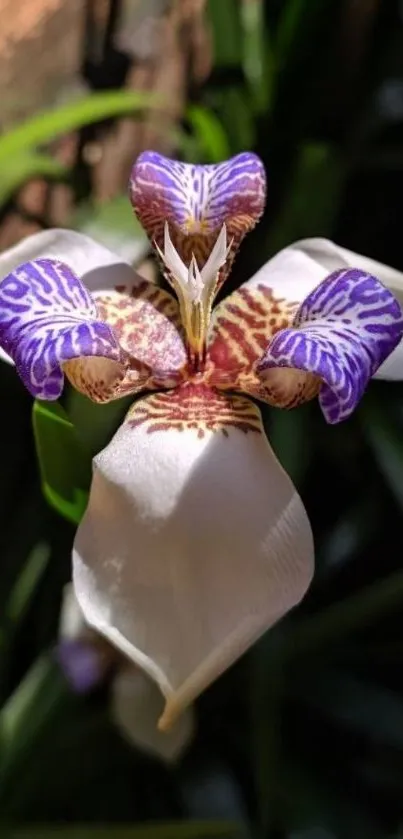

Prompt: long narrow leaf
xmin=32 ymin=400 xmax=91 ymax=525
xmin=0 ymin=91 xmax=164 ymax=162
xmin=0 ymin=154 xmax=67 ymax=204
xmin=289 ymin=569 xmax=403 ymax=656
xmin=5 ymin=542 xmax=51 ymax=625
xmin=186 ymin=106 xmax=231 ymax=162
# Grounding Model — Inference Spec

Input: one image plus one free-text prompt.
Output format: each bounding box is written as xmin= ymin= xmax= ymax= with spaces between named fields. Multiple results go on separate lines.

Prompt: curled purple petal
xmin=130 ymin=151 xmax=266 ymax=287
xmin=257 ymin=268 xmax=403 ymax=423
xmin=0 ymin=258 xmax=121 ymax=399
xmin=56 ymin=639 xmax=106 ymax=694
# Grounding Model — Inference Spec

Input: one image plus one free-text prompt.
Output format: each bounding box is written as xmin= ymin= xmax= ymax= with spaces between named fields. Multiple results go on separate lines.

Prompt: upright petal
xmin=257 ymin=268 xmax=403 ymax=423
xmin=130 ymin=151 xmax=266 ymax=287
xmin=73 ymin=385 xmax=313 ymax=730
xmin=0 ymin=258 xmax=123 ymax=400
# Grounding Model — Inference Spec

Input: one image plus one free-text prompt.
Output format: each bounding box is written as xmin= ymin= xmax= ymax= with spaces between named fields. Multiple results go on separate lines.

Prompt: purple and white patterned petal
xmin=257 ymin=268 xmax=403 ymax=423
xmin=0 ymin=258 xmax=122 ymax=400
xmin=130 ymin=151 xmax=266 ymax=288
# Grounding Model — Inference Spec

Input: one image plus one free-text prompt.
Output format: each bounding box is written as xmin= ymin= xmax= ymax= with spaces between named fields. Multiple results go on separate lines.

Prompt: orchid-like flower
xmin=1 ymin=152 xmax=403 ymax=732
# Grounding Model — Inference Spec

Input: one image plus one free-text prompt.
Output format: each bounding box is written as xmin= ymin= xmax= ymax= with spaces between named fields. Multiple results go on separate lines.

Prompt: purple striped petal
xmin=0 ymin=258 xmax=121 ymax=399
xmin=257 ymin=268 xmax=403 ymax=423
xmin=130 ymin=151 xmax=266 ymax=288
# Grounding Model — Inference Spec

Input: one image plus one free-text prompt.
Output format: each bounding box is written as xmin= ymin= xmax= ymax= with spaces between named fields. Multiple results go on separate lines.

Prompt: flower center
xmin=156 ymin=223 xmax=230 ymax=370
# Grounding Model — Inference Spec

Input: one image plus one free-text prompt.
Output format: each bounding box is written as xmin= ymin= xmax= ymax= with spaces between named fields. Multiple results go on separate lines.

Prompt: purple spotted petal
xmin=0 ymin=258 xmax=121 ymax=399
xmin=257 ymin=268 xmax=403 ymax=423
xmin=130 ymin=151 xmax=266 ymax=286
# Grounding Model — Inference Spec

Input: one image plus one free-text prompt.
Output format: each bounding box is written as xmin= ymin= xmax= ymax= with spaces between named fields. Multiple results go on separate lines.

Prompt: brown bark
xmin=0 ymin=0 xmax=210 ymax=250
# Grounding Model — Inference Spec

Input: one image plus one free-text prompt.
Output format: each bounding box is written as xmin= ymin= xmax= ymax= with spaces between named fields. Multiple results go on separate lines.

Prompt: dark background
xmin=1 ymin=1 xmax=403 ymax=837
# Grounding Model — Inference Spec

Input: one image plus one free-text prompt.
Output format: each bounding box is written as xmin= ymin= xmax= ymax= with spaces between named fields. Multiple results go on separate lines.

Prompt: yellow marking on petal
xmin=63 ymin=356 xmax=126 ymax=404
xmin=257 ymin=366 xmax=321 ymax=409
xmin=206 ymin=283 xmax=297 ymax=398
xmin=184 ymin=217 xmax=210 ymax=235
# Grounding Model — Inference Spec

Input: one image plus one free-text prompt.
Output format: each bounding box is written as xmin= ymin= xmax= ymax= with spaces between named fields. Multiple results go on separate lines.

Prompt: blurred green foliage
xmin=2 ymin=1 xmax=403 ymax=837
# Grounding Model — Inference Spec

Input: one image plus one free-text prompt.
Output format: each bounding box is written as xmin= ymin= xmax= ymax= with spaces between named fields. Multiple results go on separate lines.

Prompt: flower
xmin=1 ymin=152 xmax=403 ymax=732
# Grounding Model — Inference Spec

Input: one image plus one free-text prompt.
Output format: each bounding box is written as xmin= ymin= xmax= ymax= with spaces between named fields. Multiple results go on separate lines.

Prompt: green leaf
xmin=317 ymin=496 xmax=380 ymax=575
xmin=267 ymin=143 xmax=345 ymax=256
xmin=186 ymin=106 xmax=231 ymax=162
xmin=266 ymin=402 xmax=314 ymax=486
xmin=289 ymin=568 xmax=403 ymax=657
xmin=207 ymin=0 xmax=243 ymax=67
xmin=360 ymin=392 xmax=403 ymax=509
xmin=32 ymin=400 xmax=92 ymax=525
xmin=65 ymin=390 xmax=133 ymax=459
xmin=5 ymin=542 xmax=50 ymax=625
xmin=293 ymin=666 xmax=403 ymax=750
xmin=3 ymin=823 xmax=242 ymax=839
xmin=275 ymin=0 xmax=307 ymax=71
xmin=0 ymin=90 xmax=164 ymax=163
xmin=241 ymin=0 xmax=275 ymax=113
xmin=250 ymin=633 xmax=286 ymax=834
xmin=206 ymin=88 xmax=255 ymax=154
xmin=0 ymin=153 xmax=67 ymax=204
xmin=0 ymin=656 xmax=70 ymax=779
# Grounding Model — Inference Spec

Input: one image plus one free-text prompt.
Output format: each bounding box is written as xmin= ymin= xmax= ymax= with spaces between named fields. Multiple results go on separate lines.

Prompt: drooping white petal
xmin=246 ymin=237 xmax=403 ymax=380
xmin=59 ymin=584 xmax=194 ymax=762
xmin=112 ymin=665 xmax=194 ymax=762
xmin=0 ymin=229 xmax=139 ymax=365
xmin=73 ymin=388 xmax=314 ymax=730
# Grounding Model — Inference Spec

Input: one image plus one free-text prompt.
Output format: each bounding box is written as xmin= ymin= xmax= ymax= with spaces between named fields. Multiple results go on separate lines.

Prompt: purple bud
xmin=55 ymin=639 xmax=106 ymax=694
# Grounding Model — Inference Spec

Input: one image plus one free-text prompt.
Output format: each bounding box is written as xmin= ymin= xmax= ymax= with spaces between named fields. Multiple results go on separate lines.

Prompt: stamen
xmin=156 ymin=223 xmax=230 ymax=367
xmin=188 ymin=256 xmax=203 ymax=304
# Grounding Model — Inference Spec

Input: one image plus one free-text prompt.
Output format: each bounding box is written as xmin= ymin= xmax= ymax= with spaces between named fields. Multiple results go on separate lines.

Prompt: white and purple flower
xmin=1 ymin=151 xmax=403 ymax=731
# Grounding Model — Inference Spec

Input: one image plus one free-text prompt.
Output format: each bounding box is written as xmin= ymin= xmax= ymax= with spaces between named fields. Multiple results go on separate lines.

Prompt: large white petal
xmin=73 ymin=392 xmax=314 ymax=730
xmin=0 ymin=229 xmax=138 ymax=365
xmin=59 ymin=583 xmax=194 ymax=761
xmin=246 ymin=237 xmax=403 ymax=380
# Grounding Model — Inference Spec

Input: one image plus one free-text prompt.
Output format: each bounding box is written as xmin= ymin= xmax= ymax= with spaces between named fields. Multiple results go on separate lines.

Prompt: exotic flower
xmin=1 ymin=152 xmax=403 ymax=732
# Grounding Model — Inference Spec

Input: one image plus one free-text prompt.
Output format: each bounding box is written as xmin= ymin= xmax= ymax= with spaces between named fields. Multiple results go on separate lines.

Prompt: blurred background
xmin=1 ymin=1 xmax=403 ymax=837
